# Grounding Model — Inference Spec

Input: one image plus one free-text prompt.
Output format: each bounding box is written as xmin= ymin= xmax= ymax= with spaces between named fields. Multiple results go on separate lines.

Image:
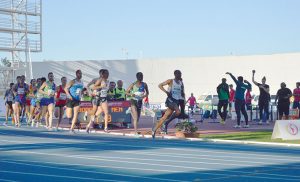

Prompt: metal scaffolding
xmin=0 ymin=0 xmax=42 ymax=88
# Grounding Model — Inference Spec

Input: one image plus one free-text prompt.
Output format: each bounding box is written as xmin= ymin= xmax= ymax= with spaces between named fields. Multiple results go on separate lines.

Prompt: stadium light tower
xmin=0 ymin=0 xmax=42 ymax=84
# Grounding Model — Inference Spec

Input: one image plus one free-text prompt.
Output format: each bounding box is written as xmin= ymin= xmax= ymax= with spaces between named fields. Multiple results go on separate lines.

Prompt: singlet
xmin=27 ymin=85 xmax=37 ymax=100
xmin=130 ymin=82 xmax=145 ymax=101
xmin=56 ymin=85 xmax=67 ymax=105
xmin=43 ymin=81 xmax=56 ymax=99
xmin=5 ymin=89 xmax=14 ymax=102
xmin=69 ymin=79 xmax=84 ymax=101
xmin=168 ymin=79 xmax=183 ymax=100
xmin=96 ymin=80 xmax=109 ymax=98
xmin=15 ymin=83 xmax=29 ymax=100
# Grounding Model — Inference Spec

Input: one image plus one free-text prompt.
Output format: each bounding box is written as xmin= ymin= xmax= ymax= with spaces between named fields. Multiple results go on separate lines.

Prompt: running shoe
xmin=220 ymin=119 xmax=225 ymax=125
xmin=31 ymin=120 xmax=35 ymax=127
xmin=234 ymin=125 xmax=241 ymax=128
xmin=243 ymin=125 xmax=250 ymax=128
xmin=258 ymin=121 xmax=262 ymax=125
xmin=86 ymin=127 xmax=90 ymax=134
xmin=69 ymin=129 xmax=75 ymax=134
xmin=104 ymin=128 xmax=109 ymax=133
xmin=266 ymin=121 xmax=270 ymax=125
xmin=151 ymin=131 xmax=156 ymax=139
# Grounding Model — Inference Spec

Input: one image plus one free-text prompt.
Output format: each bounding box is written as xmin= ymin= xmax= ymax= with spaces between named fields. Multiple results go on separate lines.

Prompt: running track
xmin=0 ymin=122 xmax=300 ymax=182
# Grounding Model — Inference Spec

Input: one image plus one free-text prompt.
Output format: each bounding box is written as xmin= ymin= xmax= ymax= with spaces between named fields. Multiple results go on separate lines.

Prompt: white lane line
xmin=2 ymin=159 xmax=298 ymax=182
xmin=112 ymin=150 xmax=300 ymax=165
xmin=0 ymin=179 xmax=18 ymax=182
xmin=2 ymin=125 xmax=299 ymax=153
xmin=0 ymin=150 xmax=183 ymax=173
xmin=0 ymin=139 xmax=96 ymax=146
xmin=1 ymin=127 xmax=300 ymax=157
xmin=2 ymin=149 xmax=300 ymax=179
xmin=0 ymin=170 xmax=128 ymax=182
xmin=68 ymin=153 xmax=300 ymax=171
xmin=2 ymin=138 xmax=298 ymax=165
xmin=1 ymin=135 xmax=299 ymax=163
xmin=2 ymin=144 xmax=298 ymax=171
xmin=0 ymin=160 xmax=186 ymax=182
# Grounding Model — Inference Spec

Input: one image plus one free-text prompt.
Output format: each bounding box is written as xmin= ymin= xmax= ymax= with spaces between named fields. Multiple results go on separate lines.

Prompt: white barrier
xmin=272 ymin=120 xmax=300 ymax=140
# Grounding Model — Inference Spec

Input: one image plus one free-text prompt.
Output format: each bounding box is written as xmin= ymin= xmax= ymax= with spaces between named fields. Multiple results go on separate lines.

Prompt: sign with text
xmin=272 ymin=120 xmax=300 ymax=140
xmin=79 ymin=101 xmax=131 ymax=123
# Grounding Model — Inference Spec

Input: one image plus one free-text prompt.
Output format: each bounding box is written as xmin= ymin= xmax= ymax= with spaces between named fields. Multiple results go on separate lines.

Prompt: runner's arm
xmin=12 ymin=85 xmax=17 ymax=97
xmin=3 ymin=90 xmax=7 ymax=99
xmin=143 ymin=83 xmax=150 ymax=98
xmin=125 ymin=83 xmax=134 ymax=97
xmin=92 ymin=78 xmax=104 ymax=90
xmin=158 ymin=79 xmax=172 ymax=96
xmin=64 ymin=80 xmax=75 ymax=100
xmin=87 ymin=78 xmax=97 ymax=91
xmin=38 ymin=82 xmax=48 ymax=95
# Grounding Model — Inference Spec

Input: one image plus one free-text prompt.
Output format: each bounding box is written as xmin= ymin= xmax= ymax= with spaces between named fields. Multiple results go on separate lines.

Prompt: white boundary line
xmin=0 ymin=160 xmax=187 ymax=182
xmin=55 ymin=124 xmax=300 ymax=148
xmin=0 ymin=170 xmax=128 ymax=182
xmin=2 ymin=121 xmax=300 ymax=147
xmin=2 ymin=149 xmax=300 ymax=180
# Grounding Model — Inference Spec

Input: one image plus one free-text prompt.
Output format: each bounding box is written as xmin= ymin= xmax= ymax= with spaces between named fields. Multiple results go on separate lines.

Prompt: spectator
xmin=275 ymin=82 xmax=292 ymax=120
xmin=115 ymin=80 xmax=126 ymax=101
xmin=228 ymin=84 xmax=235 ymax=117
xmin=293 ymin=82 xmax=300 ymax=119
xmin=187 ymin=93 xmax=197 ymax=115
xmin=217 ymin=78 xmax=229 ymax=124
xmin=81 ymin=88 xmax=92 ymax=101
xmin=226 ymin=72 xmax=251 ymax=128
xmin=245 ymin=88 xmax=252 ymax=110
xmin=107 ymin=81 xmax=116 ymax=101
xmin=252 ymin=70 xmax=271 ymax=124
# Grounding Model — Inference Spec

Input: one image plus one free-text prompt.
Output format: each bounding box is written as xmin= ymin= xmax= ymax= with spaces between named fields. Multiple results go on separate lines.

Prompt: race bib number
xmin=100 ymin=90 xmax=108 ymax=97
xmin=59 ymin=93 xmax=67 ymax=100
xmin=17 ymin=88 xmax=25 ymax=95
xmin=7 ymin=96 xmax=13 ymax=102
xmin=76 ymin=88 xmax=82 ymax=95
xmin=48 ymin=89 xmax=55 ymax=96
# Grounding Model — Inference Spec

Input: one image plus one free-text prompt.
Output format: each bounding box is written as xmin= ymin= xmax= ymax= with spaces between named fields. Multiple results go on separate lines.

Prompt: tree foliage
xmin=0 ymin=57 xmax=11 ymax=67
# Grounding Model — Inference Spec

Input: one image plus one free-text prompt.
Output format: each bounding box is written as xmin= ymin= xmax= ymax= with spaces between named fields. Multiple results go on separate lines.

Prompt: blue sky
xmin=4 ymin=0 xmax=300 ymax=61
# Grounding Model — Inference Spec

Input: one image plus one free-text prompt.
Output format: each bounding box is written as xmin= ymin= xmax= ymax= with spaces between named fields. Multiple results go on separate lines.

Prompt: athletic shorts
xmin=293 ymin=101 xmax=300 ymax=109
xmin=30 ymin=98 xmax=37 ymax=107
xmin=55 ymin=103 xmax=66 ymax=108
xmin=66 ymin=99 xmax=80 ymax=108
xmin=5 ymin=101 xmax=13 ymax=108
xmin=94 ymin=97 xmax=107 ymax=106
xmin=26 ymin=99 xmax=31 ymax=106
xmin=40 ymin=98 xmax=55 ymax=106
xmin=131 ymin=99 xmax=143 ymax=112
xmin=15 ymin=96 xmax=26 ymax=105
xmin=165 ymin=97 xmax=180 ymax=110
xmin=278 ymin=102 xmax=290 ymax=116
xmin=91 ymin=97 xmax=97 ymax=106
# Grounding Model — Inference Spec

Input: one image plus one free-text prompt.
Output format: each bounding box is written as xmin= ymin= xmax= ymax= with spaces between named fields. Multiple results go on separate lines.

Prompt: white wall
xmin=23 ymin=53 xmax=300 ymax=103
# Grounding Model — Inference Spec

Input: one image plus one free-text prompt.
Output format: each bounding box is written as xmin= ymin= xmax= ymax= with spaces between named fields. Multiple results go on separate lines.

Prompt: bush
xmin=175 ymin=120 xmax=198 ymax=133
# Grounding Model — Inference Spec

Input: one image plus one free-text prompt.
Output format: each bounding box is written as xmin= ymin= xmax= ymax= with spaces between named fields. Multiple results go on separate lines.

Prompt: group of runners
xmin=3 ymin=68 xmax=300 ymax=138
xmin=3 ymin=69 xmax=151 ymax=134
